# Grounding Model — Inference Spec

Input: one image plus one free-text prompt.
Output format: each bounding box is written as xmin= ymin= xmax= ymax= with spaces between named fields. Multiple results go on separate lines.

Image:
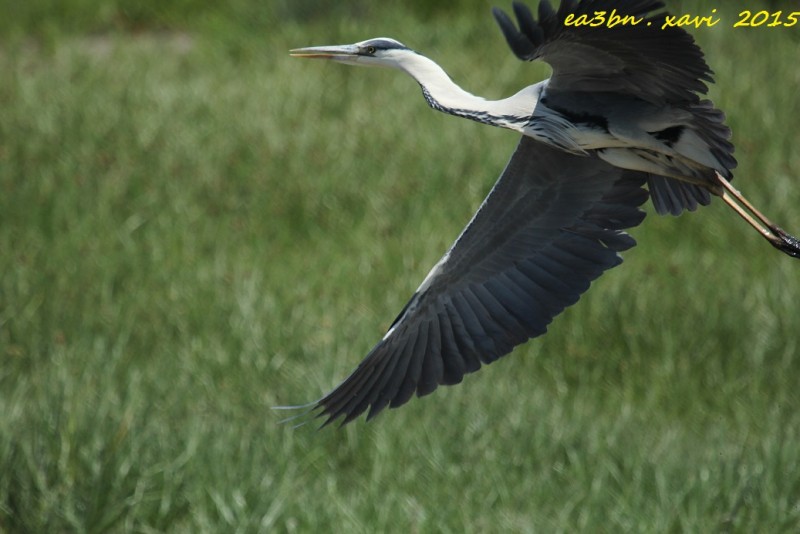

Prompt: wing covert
xmin=314 ymin=138 xmax=649 ymax=426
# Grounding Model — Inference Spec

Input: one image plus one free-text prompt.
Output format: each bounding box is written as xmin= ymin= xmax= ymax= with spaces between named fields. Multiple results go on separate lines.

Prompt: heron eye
xmin=366 ymin=46 xmax=376 ymax=55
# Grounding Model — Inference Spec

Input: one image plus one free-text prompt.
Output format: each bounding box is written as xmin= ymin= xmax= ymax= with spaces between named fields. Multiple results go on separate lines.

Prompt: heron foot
xmin=769 ymin=226 xmax=800 ymax=259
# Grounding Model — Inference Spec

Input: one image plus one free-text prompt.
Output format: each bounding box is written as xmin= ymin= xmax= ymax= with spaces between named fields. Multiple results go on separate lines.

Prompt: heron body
xmin=403 ymin=46 xmax=728 ymax=176
xmin=288 ymin=0 xmax=800 ymax=426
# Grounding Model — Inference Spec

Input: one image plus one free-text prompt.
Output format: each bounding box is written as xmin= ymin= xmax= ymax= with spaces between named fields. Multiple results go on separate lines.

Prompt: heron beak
xmin=289 ymin=45 xmax=360 ymax=61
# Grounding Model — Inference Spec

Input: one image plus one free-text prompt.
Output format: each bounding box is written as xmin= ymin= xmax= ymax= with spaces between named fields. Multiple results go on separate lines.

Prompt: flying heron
xmin=287 ymin=0 xmax=800 ymax=426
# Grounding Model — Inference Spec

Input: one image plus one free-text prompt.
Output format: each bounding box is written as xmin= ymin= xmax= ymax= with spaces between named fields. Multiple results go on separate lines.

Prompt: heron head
xmin=290 ymin=38 xmax=411 ymax=68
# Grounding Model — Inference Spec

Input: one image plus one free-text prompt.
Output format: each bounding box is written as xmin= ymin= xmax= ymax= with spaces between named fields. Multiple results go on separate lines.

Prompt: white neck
xmin=390 ymin=51 xmax=541 ymax=131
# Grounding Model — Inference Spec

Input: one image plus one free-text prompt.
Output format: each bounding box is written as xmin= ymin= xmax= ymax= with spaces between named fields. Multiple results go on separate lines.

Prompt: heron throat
xmin=395 ymin=51 xmax=540 ymax=132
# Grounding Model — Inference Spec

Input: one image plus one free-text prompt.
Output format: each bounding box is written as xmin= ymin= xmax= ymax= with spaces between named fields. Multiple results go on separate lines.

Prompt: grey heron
xmin=287 ymin=0 xmax=800 ymax=427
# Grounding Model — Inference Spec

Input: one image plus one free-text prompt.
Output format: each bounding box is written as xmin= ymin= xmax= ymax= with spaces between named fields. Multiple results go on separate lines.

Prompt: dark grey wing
xmin=492 ymin=0 xmax=713 ymax=105
xmin=314 ymin=137 xmax=649 ymax=426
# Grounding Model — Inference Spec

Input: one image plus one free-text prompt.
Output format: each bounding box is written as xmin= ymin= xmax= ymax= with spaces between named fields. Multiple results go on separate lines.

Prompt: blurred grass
xmin=2 ymin=0 xmax=800 ymax=531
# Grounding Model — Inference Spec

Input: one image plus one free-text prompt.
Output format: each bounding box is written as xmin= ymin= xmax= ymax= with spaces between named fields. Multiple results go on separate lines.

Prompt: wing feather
xmin=437 ymin=310 xmax=467 ymax=384
xmin=445 ymin=301 xmax=482 ymax=373
xmin=417 ymin=320 xmax=441 ymax=396
xmin=361 ymin=344 xmax=407 ymax=420
xmin=389 ymin=327 xmax=427 ymax=410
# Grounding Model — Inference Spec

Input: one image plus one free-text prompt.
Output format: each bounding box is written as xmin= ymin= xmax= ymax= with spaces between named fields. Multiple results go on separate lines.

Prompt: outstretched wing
xmin=313 ymin=137 xmax=649 ymax=426
xmin=493 ymin=1 xmax=735 ymax=216
xmin=492 ymin=0 xmax=713 ymax=105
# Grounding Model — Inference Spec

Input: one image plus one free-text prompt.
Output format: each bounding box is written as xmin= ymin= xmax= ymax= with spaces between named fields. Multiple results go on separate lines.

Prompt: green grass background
xmin=2 ymin=0 xmax=799 ymax=531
